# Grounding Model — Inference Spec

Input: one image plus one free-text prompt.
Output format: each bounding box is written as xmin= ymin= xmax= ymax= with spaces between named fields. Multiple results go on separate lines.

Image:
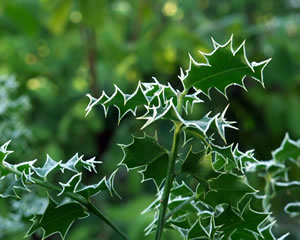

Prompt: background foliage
xmin=0 ymin=0 xmax=299 ymax=239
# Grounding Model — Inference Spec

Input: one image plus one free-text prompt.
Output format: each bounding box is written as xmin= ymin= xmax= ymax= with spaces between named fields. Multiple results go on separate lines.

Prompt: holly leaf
xmin=1 ymin=140 xmax=114 ymax=200
xmin=138 ymin=98 xmax=180 ymax=129
xmin=212 ymin=143 xmax=257 ymax=174
xmin=188 ymin=215 xmax=221 ymax=240
xmin=216 ymin=201 xmax=269 ymax=239
xmin=139 ymin=99 xmax=236 ymax=142
xmin=33 ymin=155 xmax=61 ymax=180
xmin=123 ymin=82 xmax=150 ymax=114
xmin=188 ymin=219 xmax=210 ymax=239
xmin=182 ymin=106 xmax=237 ymax=144
xmin=59 ymin=154 xmax=83 ymax=173
xmin=76 ymin=169 xmax=118 ymax=198
xmin=168 ymin=198 xmax=198 ymax=219
xmin=181 ymin=148 xmax=219 ymax=182
xmin=119 ymin=133 xmax=169 ymax=186
xmin=27 ymin=196 xmax=88 ymax=240
xmin=140 ymin=154 xmax=169 ymax=187
xmin=0 ymin=140 xmax=14 ymax=176
xmin=202 ymin=173 xmax=256 ymax=208
xmin=0 ymin=173 xmax=29 ymax=198
xmin=86 ymin=82 xmax=150 ymax=123
xmin=58 ymin=170 xmax=118 ymax=198
xmin=272 ymin=133 xmax=300 ymax=163
xmin=258 ymin=223 xmax=290 ymax=240
xmin=60 ymin=154 xmax=101 ymax=173
xmin=119 ymin=133 xmax=167 ymax=169
xmin=171 ymin=182 xmax=194 ymax=198
xmin=85 ymin=91 xmax=109 ymax=116
xmin=168 ymin=217 xmax=191 ymax=238
xmin=180 ymin=36 xmax=271 ymax=97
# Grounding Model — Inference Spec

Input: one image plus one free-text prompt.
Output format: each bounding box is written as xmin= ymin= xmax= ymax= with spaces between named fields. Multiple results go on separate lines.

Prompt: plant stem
xmin=155 ymin=123 xmax=182 ymax=240
xmin=154 ymin=88 xmax=188 ymax=240
xmin=177 ymin=88 xmax=188 ymax=114
xmin=2 ymin=163 xmax=130 ymax=240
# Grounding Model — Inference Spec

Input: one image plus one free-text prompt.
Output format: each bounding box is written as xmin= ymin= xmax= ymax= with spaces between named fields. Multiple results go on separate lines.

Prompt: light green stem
xmin=155 ymin=123 xmax=182 ymax=240
xmin=2 ymin=163 xmax=130 ymax=240
xmin=177 ymin=88 xmax=189 ymax=114
xmin=154 ymin=88 xmax=188 ymax=240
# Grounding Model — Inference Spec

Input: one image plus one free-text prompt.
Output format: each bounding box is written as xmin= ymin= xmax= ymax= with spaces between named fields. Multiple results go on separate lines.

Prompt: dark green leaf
xmin=272 ymin=133 xmax=300 ymax=163
xmin=216 ymin=201 xmax=269 ymax=239
xmin=0 ymin=140 xmax=13 ymax=176
xmin=181 ymin=36 xmax=271 ymax=97
xmin=140 ymin=154 xmax=169 ymax=187
xmin=203 ymin=173 xmax=256 ymax=208
xmin=120 ymin=133 xmax=169 ymax=186
xmin=33 ymin=155 xmax=61 ymax=180
xmin=0 ymin=173 xmax=29 ymax=198
xmin=27 ymin=196 xmax=88 ymax=239
xmin=181 ymin=148 xmax=219 ymax=181
xmin=120 ymin=133 xmax=168 ymax=169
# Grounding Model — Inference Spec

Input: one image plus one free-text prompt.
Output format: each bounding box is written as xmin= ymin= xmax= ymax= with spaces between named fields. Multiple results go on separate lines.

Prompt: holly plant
xmin=1 ymin=36 xmax=299 ymax=240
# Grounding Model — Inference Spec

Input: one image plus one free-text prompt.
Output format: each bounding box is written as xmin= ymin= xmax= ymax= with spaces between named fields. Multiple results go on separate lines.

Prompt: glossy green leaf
xmin=59 ymin=170 xmax=118 ymax=198
xmin=140 ymin=154 xmax=169 ymax=187
xmin=188 ymin=215 xmax=221 ymax=240
xmin=0 ymin=140 xmax=14 ymax=176
xmin=0 ymin=141 xmax=115 ymax=200
xmin=86 ymin=82 xmax=150 ymax=123
xmin=183 ymin=108 xmax=237 ymax=146
xmin=27 ymin=196 xmax=88 ymax=239
xmin=33 ymin=155 xmax=61 ymax=180
xmin=180 ymin=36 xmax=271 ymax=97
xmin=181 ymin=148 xmax=219 ymax=181
xmin=119 ymin=133 xmax=169 ymax=186
xmin=0 ymin=173 xmax=29 ymax=198
xmin=187 ymin=219 xmax=210 ymax=239
xmin=272 ymin=133 xmax=300 ymax=163
xmin=216 ymin=201 xmax=269 ymax=239
xmin=202 ymin=173 xmax=256 ymax=208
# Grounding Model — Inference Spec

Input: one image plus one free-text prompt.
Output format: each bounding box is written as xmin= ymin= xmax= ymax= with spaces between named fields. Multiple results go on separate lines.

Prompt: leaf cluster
xmin=0 ymin=140 xmax=117 ymax=239
xmin=1 ymin=36 xmax=299 ymax=240
xmin=86 ymin=37 xmax=290 ymax=239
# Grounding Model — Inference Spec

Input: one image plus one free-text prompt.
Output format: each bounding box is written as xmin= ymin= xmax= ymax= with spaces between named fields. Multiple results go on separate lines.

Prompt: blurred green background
xmin=0 ymin=0 xmax=299 ymax=239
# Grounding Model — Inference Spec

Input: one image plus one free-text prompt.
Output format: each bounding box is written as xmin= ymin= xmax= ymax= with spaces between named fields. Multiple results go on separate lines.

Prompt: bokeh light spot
xmin=164 ymin=46 xmax=176 ymax=63
xmin=73 ymin=77 xmax=88 ymax=91
xmin=70 ymin=11 xmax=82 ymax=23
xmin=27 ymin=78 xmax=41 ymax=90
xmin=163 ymin=2 xmax=178 ymax=17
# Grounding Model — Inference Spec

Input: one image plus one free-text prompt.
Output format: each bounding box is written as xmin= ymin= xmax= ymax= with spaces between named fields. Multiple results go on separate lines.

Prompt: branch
xmin=2 ymin=163 xmax=130 ymax=240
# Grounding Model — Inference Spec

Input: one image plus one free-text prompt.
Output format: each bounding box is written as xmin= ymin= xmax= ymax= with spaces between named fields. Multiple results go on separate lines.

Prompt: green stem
xmin=164 ymin=194 xmax=197 ymax=221
xmin=2 ymin=163 xmax=130 ymax=240
xmin=154 ymin=88 xmax=189 ymax=240
xmin=185 ymin=129 xmax=211 ymax=148
xmin=177 ymin=88 xmax=188 ymax=114
xmin=155 ymin=123 xmax=182 ymax=240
